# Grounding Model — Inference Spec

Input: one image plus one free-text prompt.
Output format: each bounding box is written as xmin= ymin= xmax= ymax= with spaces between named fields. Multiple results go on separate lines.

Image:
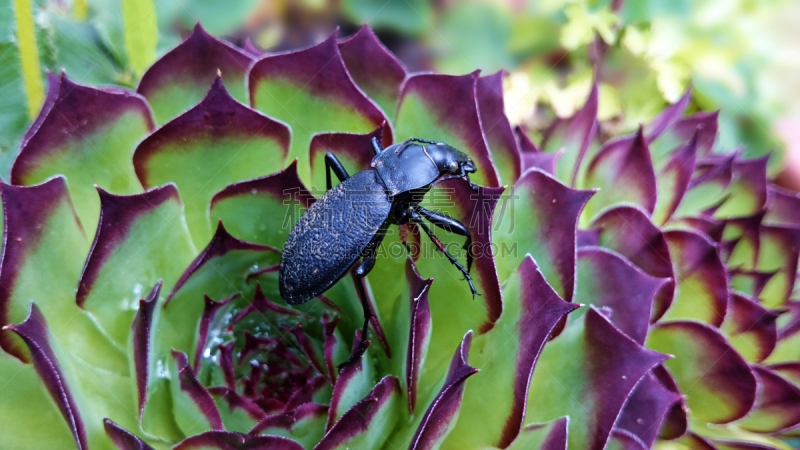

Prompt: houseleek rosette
xmin=1 ymin=24 xmax=799 ymax=450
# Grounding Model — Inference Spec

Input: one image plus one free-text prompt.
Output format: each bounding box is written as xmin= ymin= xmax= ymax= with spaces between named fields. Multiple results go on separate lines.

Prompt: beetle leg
xmin=356 ymin=255 xmax=377 ymax=276
xmin=411 ymin=211 xmax=479 ymax=297
xmin=337 ymin=267 xmax=374 ymax=372
xmin=414 ymin=207 xmax=474 ymax=272
xmin=324 ymin=152 xmax=350 ymax=190
xmin=370 ymin=137 xmax=384 ymax=155
xmin=464 ymin=173 xmax=480 ymax=192
xmin=338 ymin=232 xmax=385 ymax=372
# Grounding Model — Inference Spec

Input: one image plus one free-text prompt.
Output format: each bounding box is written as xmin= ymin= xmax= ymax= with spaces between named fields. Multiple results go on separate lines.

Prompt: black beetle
xmin=279 ymin=137 xmax=479 ymax=368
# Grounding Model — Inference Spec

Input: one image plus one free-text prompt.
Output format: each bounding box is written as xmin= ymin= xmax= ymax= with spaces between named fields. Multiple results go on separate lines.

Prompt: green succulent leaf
xmin=526 ymin=308 xmax=667 ymax=450
xmin=138 ymin=24 xmax=254 ymax=127
xmin=476 ymin=71 xmax=522 ymax=186
xmin=395 ymin=72 xmax=500 ymax=187
xmin=580 ymin=128 xmax=657 ymax=222
xmin=337 ymin=26 xmax=406 ymax=121
xmin=505 ymin=417 xmax=569 ymax=450
xmin=448 ymin=256 xmax=578 ymax=448
xmin=249 ymin=34 xmax=388 ymax=185
xmin=317 ymin=376 xmax=401 ymax=449
xmin=134 ymin=76 xmax=289 ymax=244
xmin=11 ymin=74 xmax=153 ymax=233
xmin=211 ymin=160 xmax=315 ymax=250
xmin=660 ymin=230 xmax=728 ymax=325
xmin=573 ymin=247 xmax=666 ymax=344
xmin=617 ymin=372 xmax=683 ymax=447
xmin=647 ymin=321 xmax=757 ymax=424
xmin=736 ymin=366 xmax=800 ymax=433
xmin=588 ymin=206 xmax=675 ymax=322
xmin=492 ymin=168 xmax=594 ymax=300
xmin=543 ymin=83 xmax=598 ymax=187
xmin=78 ymin=185 xmax=196 ymax=349
xmin=720 ymin=294 xmax=779 ymax=363
xmin=409 ymin=331 xmax=478 ymax=450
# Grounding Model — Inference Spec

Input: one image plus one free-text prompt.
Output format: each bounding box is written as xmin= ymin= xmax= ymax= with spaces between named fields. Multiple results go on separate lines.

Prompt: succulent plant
xmin=1 ymin=23 xmax=800 ymax=450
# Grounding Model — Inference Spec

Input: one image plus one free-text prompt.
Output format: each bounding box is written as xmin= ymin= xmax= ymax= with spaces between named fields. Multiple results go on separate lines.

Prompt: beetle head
xmin=426 ymin=142 xmax=476 ymax=176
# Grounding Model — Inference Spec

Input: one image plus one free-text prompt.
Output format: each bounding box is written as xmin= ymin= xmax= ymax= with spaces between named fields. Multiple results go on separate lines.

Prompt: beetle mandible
xmin=279 ymin=137 xmax=479 ymax=368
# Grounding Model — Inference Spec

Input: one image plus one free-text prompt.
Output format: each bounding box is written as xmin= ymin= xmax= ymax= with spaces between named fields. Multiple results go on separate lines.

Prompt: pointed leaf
xmin=737 ymin=366 xmax=800 ymax=433
xmin=721 ymin=294 xmax=779 ymax=363
xmin=644 ymin=86 xmax=691 ymax=142
xmin=141 ymin=224 xmax=279 ymax=439
xmin=715 ymin=157 xmax=769 ymax=219
xmin=326 ymin=332 xmax=374 ymax=430
xmin=174 ymin=431 xmax=304 ymax=450
xmin=764 ymin=185 xmax=800 ymax=227
xmin=651 ymin=365 xmax=688 ymax=440
xmin=652 ymin=131 xmax=698 ymax=224
xmin=589 ymin=206 xmax=674 ymax=322
xmin=649 ymin=111 xmax=719 ymax=165
xmin=412 ymin=182 xmax=503 ymax=400
xmin=134 ymin=76 xmax=289 ymax=244
xmin=477 ymin=71 xmax=522 ymax=185
xmin=316 ymin=376 xmax=401 ymax=449
xmin=729 ymin=269 xmax=776 ymax=300
xmin=722 ymin=212 xmax=764 ymax=270
xmin=756 ymin=225 xmax=800 ymax=308
xmin=170 ymin=350 xmax=224 ymax=433
xmin=410 ymin=332 xmax=478 ymax=450
xmin=0 ymin=179 xmax=140 ymax=446
xmin=493 ymin=169 xmax=594 ymax=301
xmin=131 ymin=282 xmax=160 ymax=419
xmin=516 ymin=126 xmax=560 ymax=175
xmin=103 ymin=418 xmax=153 ymax=450
xmin=617 ymin=372 xmax=682 ymax=447
xmin=6 ymin=304 xmax=88 ymax=449
xmin=195 ymin=293 xmax=238 ymax=372
xmin=526 ymin=308 xmax=667 ymax=450
xmin=405 ymin=261 xmax=433 ymax=414
xmin=250 ymin=403 xmax=328 ymax=448
xmin=78 ymin=185 xmax=195 ymax=348
xmin=138 ymin=24 xmax=254 ymax=125
xmin=211 ymin=160 xmax=315 ymax=249
xmin=606 ymin=429 xmax=648 ymax=450
xmin=506 ymin=417 xmax=569 ymax=450
xmin=673 ymin=155 xmax=734 ymax=218
xmin=544 ymin=83 xmax=598 ymax=186
xmin=338 ymin=26 xmax=406 ymax=118
xmin=448 ymin=257 xmax=578 ymax=447
xmin=0 ymin=343 xmax=79 ymax=447
xmin=581 ymin=128 xmax=657 ymax=221
xmin=0 ymin=179 xmax=128 ymax=371
xmin=768 ymin=303 xmax=800 ymax=364
xmin=661 ymin=230 xmax=728 ymax=325
xmin=249 ymin=33 xmax=388 ymax=183
xmin=395 ymin=71 xmax=499 ymax=186
xmin=11 ymin=74 xmax=153 ymax=231
xmin=308 ymin=124 xmax=391 ymax=191
xmin=208 ymin=387 xmax=266 ymax=433
xmin=574 ymin=247 xmax=666 ymax=344
xmin=647 ymin=321 xmax=757 ymax=423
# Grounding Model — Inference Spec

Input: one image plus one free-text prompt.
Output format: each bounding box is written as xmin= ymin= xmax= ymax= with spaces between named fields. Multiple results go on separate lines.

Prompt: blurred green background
xmin=2 ymin=0 xmax=799 ymax=178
